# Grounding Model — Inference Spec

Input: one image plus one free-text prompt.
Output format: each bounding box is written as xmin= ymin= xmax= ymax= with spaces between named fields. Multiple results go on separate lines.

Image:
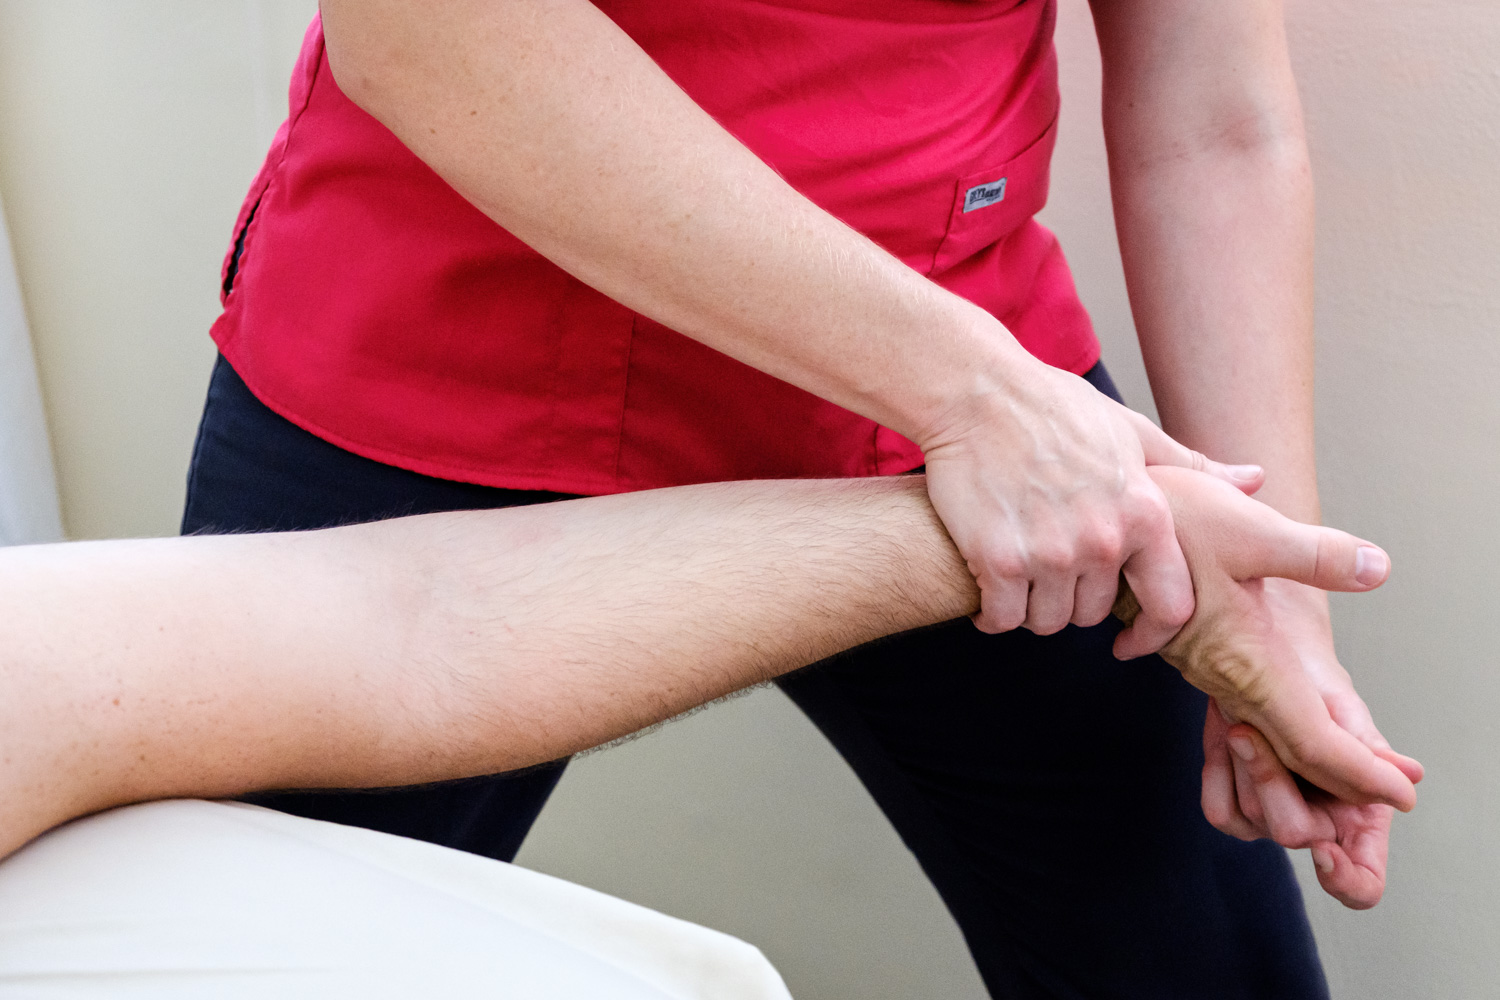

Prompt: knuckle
xmin=1157 ymin=591 xmax=1195 ymax=630
xmin=1071 ymin=517 xmax=1124 ymax=566
xmin=1268 ymin=818 xmax=1313 ymax=850
xmin=1127 ymin=484 xmax=1173 ymax=530
xmin=1030 ymin=542 xmax=1076 ymax=575
xmin=983 ymin=549 xmax=1028 ymax=581
xmin=1089 ymin=526 xmax=1126 ymax=567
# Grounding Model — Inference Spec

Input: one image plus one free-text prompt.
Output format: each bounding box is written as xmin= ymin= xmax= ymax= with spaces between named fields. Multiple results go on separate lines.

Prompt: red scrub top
xmin=211 ymin=1 xmax=1099 ymax=495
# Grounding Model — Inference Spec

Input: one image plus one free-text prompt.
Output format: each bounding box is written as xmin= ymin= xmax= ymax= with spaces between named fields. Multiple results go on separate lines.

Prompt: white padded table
xmin=0 ymin=799 xmax=792 ymax=999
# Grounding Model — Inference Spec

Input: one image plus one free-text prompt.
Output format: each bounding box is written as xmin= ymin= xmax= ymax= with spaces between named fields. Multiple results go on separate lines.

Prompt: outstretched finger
xmin=1123 ymin=408 xmax=1264 ymax=495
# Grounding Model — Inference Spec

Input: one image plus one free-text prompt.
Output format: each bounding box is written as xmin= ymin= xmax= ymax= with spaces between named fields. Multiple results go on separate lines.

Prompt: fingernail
xmin=1227 ymin=464 xmax=1263 ymax=482
xmin=1355 ymin=546 xmax=1389 ymax=586
xmin=1228 ymin=735 xmax=1255 ymax=761
xmin=1311 ymin=846 xmax=1335 ymax=874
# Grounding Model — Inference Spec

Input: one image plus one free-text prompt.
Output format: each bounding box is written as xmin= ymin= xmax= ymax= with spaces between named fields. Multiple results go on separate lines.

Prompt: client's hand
xmin=1114 ymin=467 xmax=1422 ymax=906
xmin=1202 ymin=577 xmax=1421 ymax=908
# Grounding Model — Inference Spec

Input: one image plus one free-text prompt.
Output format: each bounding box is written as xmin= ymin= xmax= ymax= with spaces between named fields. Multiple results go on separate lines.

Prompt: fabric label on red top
xmin=963 ymin=177 xmax=1008 ymax=213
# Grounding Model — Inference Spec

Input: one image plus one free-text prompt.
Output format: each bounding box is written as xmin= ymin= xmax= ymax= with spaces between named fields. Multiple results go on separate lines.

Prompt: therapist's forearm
xmin=319 ymin=0 xmax=1024 ymax=445
xmin=0 ymin=478 xmax=973 ymax=853
xmin=1096 ymin=0 xmax=1320 ymax=523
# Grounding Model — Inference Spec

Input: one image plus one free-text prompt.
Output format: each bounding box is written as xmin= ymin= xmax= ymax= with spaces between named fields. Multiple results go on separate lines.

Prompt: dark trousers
xmin=183 ymin=356 xmax=1328 ymax=1000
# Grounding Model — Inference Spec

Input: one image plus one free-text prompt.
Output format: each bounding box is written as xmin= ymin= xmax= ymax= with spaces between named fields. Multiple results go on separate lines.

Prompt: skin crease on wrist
xmin=0 ymin=471 xmax=1418 ymax=911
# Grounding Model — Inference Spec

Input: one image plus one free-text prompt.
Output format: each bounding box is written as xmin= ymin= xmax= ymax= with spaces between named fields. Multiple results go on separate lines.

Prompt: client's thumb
xmin=1231 ymin=509 xmax=1391 ymax=591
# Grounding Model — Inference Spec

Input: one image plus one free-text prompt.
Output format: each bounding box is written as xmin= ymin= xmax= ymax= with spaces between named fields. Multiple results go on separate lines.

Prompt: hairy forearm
xmin=0 ymin=477 xmax=973 ymax=852
xmin=319 ymin=0 xmax=1027 ymax=443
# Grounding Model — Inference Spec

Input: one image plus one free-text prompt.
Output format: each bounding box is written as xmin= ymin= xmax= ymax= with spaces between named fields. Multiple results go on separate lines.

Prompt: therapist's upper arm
xmin=1086 ymin=0 xmax=1305 ymax=162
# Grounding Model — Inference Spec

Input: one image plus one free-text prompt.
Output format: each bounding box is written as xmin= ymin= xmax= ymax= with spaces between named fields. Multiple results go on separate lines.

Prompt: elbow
xmin=319 ymin=0 xmax=409 ymax=121
xmin=1110 ymin=100 xmax=1311 ymax=177
xmin=1197 ymin=103 xmax=1309 ymax=165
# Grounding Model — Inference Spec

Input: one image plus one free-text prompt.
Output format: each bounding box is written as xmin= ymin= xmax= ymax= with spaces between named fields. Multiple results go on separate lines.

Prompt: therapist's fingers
xmin=1124 ymin=408 xmax=1265 ymax=496
xmin=1112 ymin=528 xmax=1195 ymax=660
xmin=1071 ymin=569 xmax=1120 ymax=627
xmin=972 ymin=575 xmax=1029 ymax=634
xmin=1023 ymin=572 xmax=1077 ymax=636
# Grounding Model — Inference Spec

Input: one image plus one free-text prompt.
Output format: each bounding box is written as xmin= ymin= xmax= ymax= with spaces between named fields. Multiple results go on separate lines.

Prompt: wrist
xmin=901 ymin=312 xmax=1042 ymax=453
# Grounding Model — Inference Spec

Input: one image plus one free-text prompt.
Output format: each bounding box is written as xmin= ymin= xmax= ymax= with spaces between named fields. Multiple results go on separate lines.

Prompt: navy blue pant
xmin=183 ymin=356 xmax=1327 ymax=999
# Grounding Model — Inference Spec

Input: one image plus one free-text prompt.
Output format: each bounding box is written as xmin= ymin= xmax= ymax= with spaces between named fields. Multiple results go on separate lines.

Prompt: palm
xmin=1208 ymin=579 xmax=1408 ymax=909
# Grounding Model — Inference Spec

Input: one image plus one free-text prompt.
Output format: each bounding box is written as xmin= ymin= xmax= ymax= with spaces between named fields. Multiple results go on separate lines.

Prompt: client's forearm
xmin=0 ymin=477 xmax=973 ymax=851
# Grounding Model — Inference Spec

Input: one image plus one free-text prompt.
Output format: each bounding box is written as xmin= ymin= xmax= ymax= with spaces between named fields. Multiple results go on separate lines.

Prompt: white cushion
xmin=0 ymin=799 xmax=792 ymax=1000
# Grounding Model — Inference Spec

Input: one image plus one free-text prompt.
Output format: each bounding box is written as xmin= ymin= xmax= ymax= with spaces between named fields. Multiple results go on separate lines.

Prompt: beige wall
xmin=1043 ymin=3 xmax=1500 ymax=996
xmin=0 ymin=0 xmax=316 ymax=540
xmin=0 ymin=2 xmax=1494 ymax=998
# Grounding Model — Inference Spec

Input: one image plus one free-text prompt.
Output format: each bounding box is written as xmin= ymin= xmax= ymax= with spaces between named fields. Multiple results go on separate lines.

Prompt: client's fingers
xmin=1254 ymin=688 xmax=1418 ymax=812
xmin=1225 ymin=725 xmax=1336 ymax=849
xmin=1322 ymin=688 xmax=1426 ymax=789
xmin=1223 ymin=721 xmax=1392 ymax=910
xmin=1201 ymin=701 xmax=1262 ymax=841
xmin=1375 ymin=745 xmax=1426 ymax=785
xmin=1310 ymin=831 xmax=1391 ymax=911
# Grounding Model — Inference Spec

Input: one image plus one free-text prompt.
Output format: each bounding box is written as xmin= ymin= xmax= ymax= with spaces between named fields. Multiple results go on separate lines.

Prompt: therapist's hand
xmin=1115 ymin=466 xmax=1421 ymax=818
xmin=922 ymin=359 xmax=1263 ymax=645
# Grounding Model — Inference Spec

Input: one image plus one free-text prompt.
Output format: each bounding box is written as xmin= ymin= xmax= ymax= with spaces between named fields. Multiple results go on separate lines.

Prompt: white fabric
xmin=0 ymin=193 xmax=62 ymax=547
xmin=0 ymin=800 xmax=793 ymax=999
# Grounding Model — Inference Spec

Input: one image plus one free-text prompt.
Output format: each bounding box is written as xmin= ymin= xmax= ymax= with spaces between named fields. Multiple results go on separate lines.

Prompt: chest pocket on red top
xmin=930 ymin=115 xmax=1059 ymax=277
